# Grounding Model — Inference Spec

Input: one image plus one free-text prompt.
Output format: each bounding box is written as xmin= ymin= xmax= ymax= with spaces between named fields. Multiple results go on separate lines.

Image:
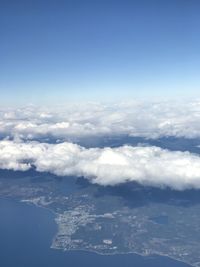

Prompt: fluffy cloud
xmin=1 ymin=139 xmax=200 ymax=190
xmin=1 ymin=100 xmax=200 ymax=140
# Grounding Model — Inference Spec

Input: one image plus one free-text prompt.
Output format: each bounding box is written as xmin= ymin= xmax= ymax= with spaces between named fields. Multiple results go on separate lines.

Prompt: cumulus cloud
xmin=1 ymin=100 xmax=200 ymax=140
xmin=1 ymin=139 xmax=200 ymax=190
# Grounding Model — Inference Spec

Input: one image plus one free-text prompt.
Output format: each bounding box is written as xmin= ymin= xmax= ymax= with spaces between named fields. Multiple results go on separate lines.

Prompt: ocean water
xmin=0 ymin=198 xmax=191 ymax=267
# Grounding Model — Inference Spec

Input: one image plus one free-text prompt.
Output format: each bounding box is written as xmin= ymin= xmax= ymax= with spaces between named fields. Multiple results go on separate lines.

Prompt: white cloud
xmin=1 ymin=100 xmax=200 ymax=140
xmin=1 ymin=139 xmax=200 ymax=190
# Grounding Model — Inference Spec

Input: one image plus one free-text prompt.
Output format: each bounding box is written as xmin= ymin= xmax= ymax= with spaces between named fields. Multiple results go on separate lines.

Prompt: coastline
xmin=0 ymin=196 xmax=194 ymax=267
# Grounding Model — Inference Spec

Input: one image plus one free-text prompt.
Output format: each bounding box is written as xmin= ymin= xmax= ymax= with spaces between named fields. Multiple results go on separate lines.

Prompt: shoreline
xmin=0 ymin=196 xmax=194 ymax=267
xmin=51 ymin=246 xmax=194 ymax=267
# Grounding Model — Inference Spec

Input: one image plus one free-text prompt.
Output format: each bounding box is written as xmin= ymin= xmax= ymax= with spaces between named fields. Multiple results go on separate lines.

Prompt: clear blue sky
xmin=1 ymin=0 xmax=200 ymax=105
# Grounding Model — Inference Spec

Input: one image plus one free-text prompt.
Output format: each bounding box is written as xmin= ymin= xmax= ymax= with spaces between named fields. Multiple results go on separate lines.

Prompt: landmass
xmin=0 ymin=169 xmax=200 ymax=267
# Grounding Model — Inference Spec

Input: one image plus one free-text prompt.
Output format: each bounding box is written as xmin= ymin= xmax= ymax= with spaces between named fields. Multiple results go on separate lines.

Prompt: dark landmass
xmin=1 ymin=168 xmax=200 ymax=267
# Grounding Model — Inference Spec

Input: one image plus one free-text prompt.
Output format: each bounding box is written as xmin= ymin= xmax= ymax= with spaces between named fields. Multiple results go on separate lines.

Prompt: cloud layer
xmin=1 ymin=139 xmax=200 ymax=190
xmin=1 ymin=100 xmax=200 ymax=140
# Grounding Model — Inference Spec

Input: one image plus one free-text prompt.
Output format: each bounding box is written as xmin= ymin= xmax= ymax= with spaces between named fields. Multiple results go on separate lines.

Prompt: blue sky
xmin=1 ymin=0 xmax=200 ymax=105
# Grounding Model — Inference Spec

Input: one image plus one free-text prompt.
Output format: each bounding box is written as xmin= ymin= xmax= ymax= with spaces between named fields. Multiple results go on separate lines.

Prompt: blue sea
xmin=0 ymin=198 xmax=191 ymax=267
